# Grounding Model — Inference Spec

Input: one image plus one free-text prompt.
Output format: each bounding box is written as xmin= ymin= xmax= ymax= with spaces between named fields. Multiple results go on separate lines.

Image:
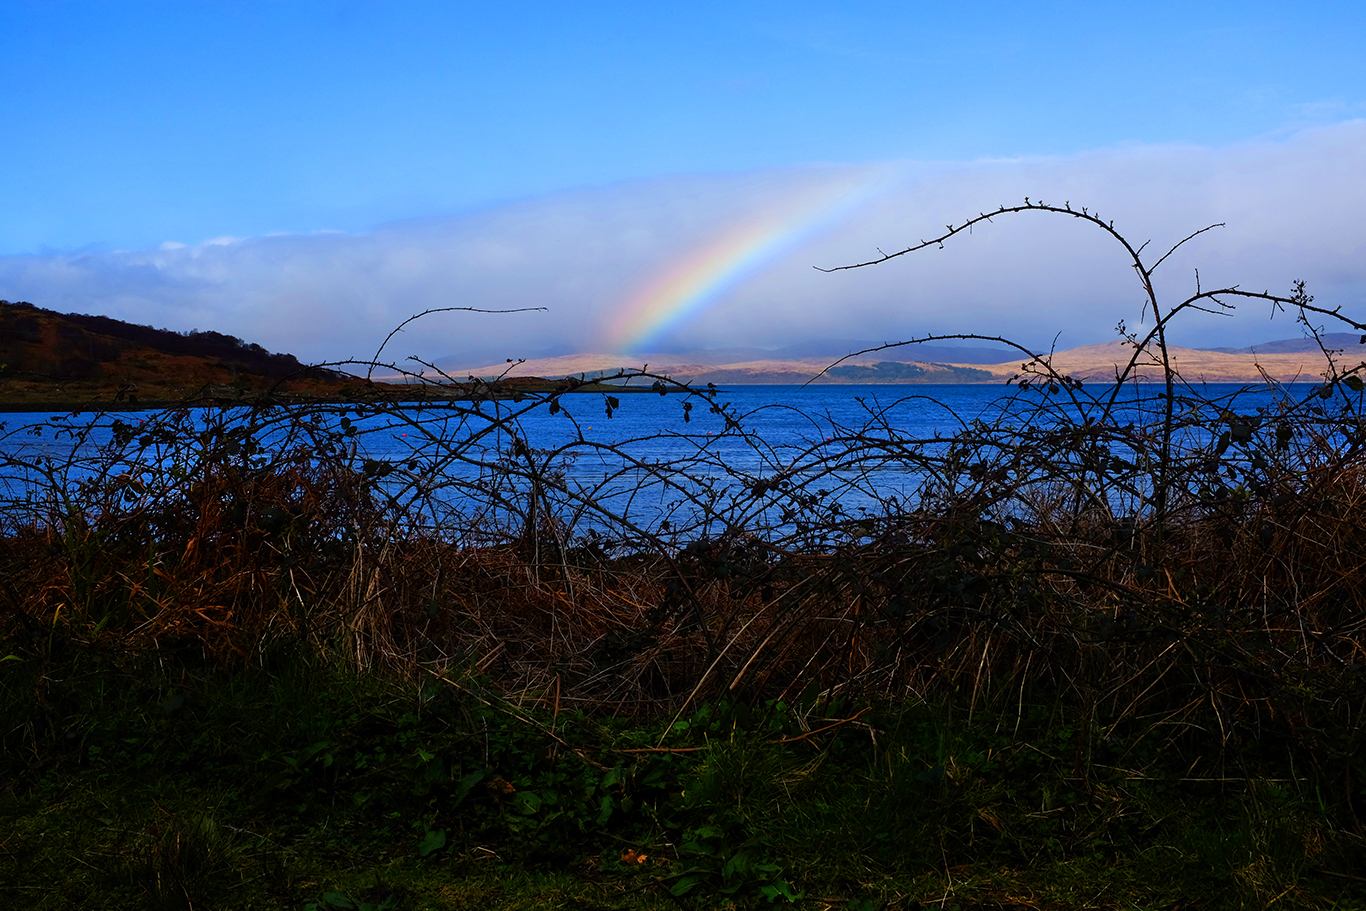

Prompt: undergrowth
xmin=7 ymin=648 xmax=1362 ymax=909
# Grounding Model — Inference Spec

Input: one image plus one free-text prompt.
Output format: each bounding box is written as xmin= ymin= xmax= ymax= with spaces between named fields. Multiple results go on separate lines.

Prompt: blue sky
xmin=2 ymin=1 xmax=1364 ymax=363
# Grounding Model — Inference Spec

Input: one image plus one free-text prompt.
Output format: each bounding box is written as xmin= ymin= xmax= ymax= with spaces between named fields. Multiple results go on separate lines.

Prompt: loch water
xmin=0 ymin=382 xmax=1329 ymax=542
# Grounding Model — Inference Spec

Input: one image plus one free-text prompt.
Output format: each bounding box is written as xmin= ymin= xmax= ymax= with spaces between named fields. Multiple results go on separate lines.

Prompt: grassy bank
xmin=5 ymin=644 xmax=1363 ymax=910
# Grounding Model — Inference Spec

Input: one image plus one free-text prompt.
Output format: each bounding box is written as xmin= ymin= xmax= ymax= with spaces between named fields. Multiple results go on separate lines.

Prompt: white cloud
xmin=2 ymin=122 xmax=1363 ymax=367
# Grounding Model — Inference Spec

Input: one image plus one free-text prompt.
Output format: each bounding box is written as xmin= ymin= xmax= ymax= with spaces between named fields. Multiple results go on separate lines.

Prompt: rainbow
xmin=603 ymin=169 xmax=888 ymax=353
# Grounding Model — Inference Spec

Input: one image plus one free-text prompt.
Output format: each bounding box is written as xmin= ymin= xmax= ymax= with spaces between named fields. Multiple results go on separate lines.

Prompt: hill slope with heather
xmin=0 ymin=299 xmax=359 ymax=407
xmin=0 ymin=300 xmax=571 ymax=409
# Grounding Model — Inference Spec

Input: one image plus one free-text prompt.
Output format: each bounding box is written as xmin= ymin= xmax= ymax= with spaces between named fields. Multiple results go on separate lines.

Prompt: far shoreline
xmin=1 ymin=378 xmax=1331 ymax=417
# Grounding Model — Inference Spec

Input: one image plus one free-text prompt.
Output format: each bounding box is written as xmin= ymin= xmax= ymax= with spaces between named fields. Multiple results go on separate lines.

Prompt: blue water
xmin=0 ymin=381 xmax=1338 ymax=546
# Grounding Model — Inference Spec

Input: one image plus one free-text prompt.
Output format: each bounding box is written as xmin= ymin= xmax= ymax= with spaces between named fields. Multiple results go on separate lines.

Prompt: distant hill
xmin=1202 ymin=332 xmax=1366 ymax=355
xmin=0 ymin=299 xmax=355 ymax=407
xmin=0 ymin=301 xmax=633 ymax=409
xmin=445 ymin=331 xmax=1366 ymax=386
xmin=965 ymin=339 xmax=1366 ymax=385
xmin=767 ymin=339 xmax=1020 ymax=364
xmin=432 ymin=339 xmax=1020 ymax=375
xmin=9 ymin=297 xmax=1360 ymax=405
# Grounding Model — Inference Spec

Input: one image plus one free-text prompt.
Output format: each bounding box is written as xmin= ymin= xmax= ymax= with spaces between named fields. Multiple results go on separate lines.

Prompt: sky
xmin=1 ymin=1 xmax=1364 ymax=366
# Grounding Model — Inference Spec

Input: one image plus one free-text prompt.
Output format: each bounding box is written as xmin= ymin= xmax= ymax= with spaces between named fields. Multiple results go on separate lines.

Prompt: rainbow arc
xmin=602 ymin=169 xmax=889 ymax=353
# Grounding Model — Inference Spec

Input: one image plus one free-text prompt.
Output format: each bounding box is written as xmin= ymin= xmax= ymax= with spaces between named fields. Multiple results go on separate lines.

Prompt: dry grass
xmin=1 ymin=376 xmax=1364 ymax=792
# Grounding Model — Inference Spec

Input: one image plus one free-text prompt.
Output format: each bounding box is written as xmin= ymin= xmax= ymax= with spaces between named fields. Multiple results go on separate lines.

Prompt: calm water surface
xmin=0 ymin=382 xmax=1323 ymax=538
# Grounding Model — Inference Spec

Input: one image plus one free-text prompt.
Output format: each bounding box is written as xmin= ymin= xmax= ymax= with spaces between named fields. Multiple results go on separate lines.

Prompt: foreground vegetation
xmin=8 ymin=644 xmax=1365 ymax=910
xmin=5 ymin=207 xmax=1366 ymax=909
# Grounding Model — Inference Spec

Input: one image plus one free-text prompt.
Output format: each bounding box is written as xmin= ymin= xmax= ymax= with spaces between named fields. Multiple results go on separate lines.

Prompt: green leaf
xmin=595 ymin=794 xmax=615 ymax=826
xmin=764 ymin=879 xmax=805 ymax=902
xmin=454 ymin=770 xmax=484 ymax=804
xmin=1345 ymin=375 xmax=1364 ymax=392
xmin=418 ymin=828 xmax=447 ymax=858
xmin=670 ymin=875 xmax=700 ymax=897
xmin=303 ymin=740 xmax=332 ymax=759
xmin=722 ymin=850 xmax=751 ymax=877
xmin=512 ymin=790 xmax=542 ymax=815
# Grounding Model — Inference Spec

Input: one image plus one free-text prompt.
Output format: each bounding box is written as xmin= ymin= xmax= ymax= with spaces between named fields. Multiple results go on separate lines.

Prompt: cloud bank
xmin=2 ymin=122 xmax=1363 ymax=368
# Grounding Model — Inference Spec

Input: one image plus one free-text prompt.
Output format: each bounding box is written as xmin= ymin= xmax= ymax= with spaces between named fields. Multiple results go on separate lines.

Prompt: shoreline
xmin=0 ymin=380 xmax=685 ymax=414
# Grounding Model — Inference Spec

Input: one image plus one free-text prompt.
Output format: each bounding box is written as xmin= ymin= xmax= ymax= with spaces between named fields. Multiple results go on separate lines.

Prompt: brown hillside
xmin=449 ymin=339 xmax=1364 ymax=386
xmin=0 ymin=299 xmax=366 ymax=408
xmin=0 ymin=300 xmax=627 ymax=410
xmin=971 ymin=339 xmax=1366 ymax=384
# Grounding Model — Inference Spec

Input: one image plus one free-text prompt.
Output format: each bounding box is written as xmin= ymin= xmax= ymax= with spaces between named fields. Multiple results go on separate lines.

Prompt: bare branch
xmin=367 ymin=306 xmax=547 ymax=379
xmin=801 ymin=333 xmax=1044 ymax=387
xmin=1150 ymin=224 xmax=1225 ymax=274
xmin=814 ymin=201 xmax=1136 ymax=273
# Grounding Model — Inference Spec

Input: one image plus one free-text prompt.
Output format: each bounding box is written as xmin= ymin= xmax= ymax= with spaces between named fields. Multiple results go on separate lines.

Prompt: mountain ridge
xmin=4 ymin=298 xmax=1362 ymax=396
xmin=444 ymin=336 xmax=1366 ymax=385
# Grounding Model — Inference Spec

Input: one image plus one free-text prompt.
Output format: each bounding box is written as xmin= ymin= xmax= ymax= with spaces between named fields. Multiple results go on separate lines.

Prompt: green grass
xmin=3 ymin=646 xmax=1363 ymax=910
